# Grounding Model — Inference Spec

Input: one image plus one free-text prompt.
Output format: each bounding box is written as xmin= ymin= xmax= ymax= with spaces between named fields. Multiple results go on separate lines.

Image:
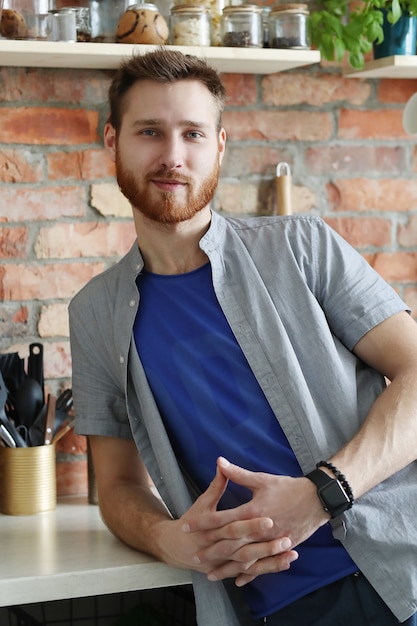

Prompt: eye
xmin=140 ymin=129 xmax=157 ymax=136
xmin=186 ymin=131 xmax=204 ymax=139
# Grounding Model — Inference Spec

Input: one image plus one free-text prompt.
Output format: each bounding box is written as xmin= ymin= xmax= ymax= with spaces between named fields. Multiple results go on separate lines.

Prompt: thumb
xmin=217 ymin=456 xmax=264 ymax=490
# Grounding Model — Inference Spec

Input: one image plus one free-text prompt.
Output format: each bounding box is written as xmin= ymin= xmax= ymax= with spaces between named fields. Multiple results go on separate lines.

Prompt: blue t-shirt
xmin=134 ymin=262 xmax=357 ymax=618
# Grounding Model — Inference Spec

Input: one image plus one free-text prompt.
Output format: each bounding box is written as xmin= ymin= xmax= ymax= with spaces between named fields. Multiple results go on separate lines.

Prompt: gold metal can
xmin=0 ymin=444 xmax=56 ymax=515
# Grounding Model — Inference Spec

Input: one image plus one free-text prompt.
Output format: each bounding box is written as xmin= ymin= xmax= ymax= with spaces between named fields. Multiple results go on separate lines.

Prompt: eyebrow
xmin=131 ymin=119 xmax=211 ymax=129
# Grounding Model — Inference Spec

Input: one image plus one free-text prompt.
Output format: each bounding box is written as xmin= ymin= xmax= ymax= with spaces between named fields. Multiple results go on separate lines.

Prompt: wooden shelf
xmin=344 ymin=55 xmax=417 ymax=78
xmin=0 ymin=39 xmax=320 ymax=74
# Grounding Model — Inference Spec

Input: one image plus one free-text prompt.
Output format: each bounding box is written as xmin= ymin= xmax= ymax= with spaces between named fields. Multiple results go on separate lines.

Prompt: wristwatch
xmin=305 ymin=469 xmax=351 ymax=518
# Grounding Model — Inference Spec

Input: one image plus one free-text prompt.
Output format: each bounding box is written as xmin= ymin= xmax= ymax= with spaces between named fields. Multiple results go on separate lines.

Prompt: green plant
xmin=309 ymin=0 xmax=417 ymax=69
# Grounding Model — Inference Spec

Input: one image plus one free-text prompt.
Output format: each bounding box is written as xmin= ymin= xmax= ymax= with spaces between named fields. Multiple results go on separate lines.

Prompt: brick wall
xmin=1 ymin=61 xmax=416 ymax=496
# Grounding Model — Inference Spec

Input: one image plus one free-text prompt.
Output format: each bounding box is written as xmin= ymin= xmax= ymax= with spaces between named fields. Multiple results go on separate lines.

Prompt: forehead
xmin=121 ymin=79 xmax=219 ymax=125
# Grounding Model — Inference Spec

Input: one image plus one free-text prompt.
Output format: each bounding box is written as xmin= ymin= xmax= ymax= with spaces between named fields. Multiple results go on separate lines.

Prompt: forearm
xmin=329 ymin=368 xmax=417 ymax=499
xmin=98 ymin=477 xmax=175 ymax=559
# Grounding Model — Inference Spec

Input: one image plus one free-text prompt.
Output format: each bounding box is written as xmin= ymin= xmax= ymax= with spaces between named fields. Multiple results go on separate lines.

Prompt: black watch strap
xmin=306 ymin=468 xmax=351 ymax=518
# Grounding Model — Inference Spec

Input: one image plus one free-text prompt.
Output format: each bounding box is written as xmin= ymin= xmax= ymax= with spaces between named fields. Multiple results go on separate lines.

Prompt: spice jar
xmin=173 ymin=0 xmax=224 ymax=46
xmin=269 ymin=3 xmax=310 ymax=49
xmin=221 ymin=4 xmax=263 ymax=48
xmin=116 ymin=3 xmax=169 ymax=44
xmin=170 ymin=5 xmax=211 ymax=45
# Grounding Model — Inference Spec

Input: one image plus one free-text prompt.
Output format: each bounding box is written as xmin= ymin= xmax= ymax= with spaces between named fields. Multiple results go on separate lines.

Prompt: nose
xmin=158 ymin=135 xmax=184 ymax=170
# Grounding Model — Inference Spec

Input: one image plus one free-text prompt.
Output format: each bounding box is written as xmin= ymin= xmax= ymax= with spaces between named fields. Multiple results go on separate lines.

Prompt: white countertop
xmin=0 ymin=496 xmax=192 ymax=607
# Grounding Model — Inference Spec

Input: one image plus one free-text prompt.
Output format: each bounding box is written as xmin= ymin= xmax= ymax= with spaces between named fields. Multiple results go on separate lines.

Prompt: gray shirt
xmin=69 ymin=212 xmax=416 ymax=624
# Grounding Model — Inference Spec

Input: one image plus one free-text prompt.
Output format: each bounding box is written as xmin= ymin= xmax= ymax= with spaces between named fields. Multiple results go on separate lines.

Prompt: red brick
xmin=223 ymin=110 xmax=332 ymax=141
xmin=0 ymin=303 xmax=29 ymax=339
xmin=0 ymin=187 xmax=87 ymax=221
xmin=378 ymin=79 xmax=417 ymax=103
xmin=221 ymin=145 xmax=292 ymax=177
xmin=369 ymin=252 xmax=417 ymax=283
xmin=216 ymin=181 xmax=274 ymax=215
xmin=0 ymin=262 xmax=104 ymax=300
xmin=327 ymin=179 xmax=417 ymax=212
xmin=35 ymin=222 xmax=136 ymax=259
xmin=339 ymin=109 xmax=408 ymax=139
xmin=0 ymin=227 xmax=28 ymax=258
xmin=43 ymin=341 xmax=72 ymax=379
xmin=306 ymin=146 xmax=406 ymax=175
xmin=0 ymin=107 xmax=99 ymax=145
xmin=325 ymin=217 xmax=392 ymax=248
xmin=47 ymin=149 xmax=115 ymax=181
xmin=398 ymin=216 xmax=417 ymax=248
xmin=56 ymin=430 xmax=86 ymax=456
xmin=56 ymin=458 xmax=88 ymax=497
xmin=261 ymin=73 xmax=370 ymax=106
xmin=222 ymin=73 xmax=258 ymax=105
xmin=0 ymin=148 xmax=44 ymax=183
xmin=38 ymin=303 xmax=70 ymax=338
xmin=0 ymin=67 xmax=110 ymax=105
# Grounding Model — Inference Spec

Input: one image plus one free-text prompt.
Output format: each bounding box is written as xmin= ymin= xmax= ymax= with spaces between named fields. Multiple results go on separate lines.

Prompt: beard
xmin=115 ymin=152 xmax=220 ymax=225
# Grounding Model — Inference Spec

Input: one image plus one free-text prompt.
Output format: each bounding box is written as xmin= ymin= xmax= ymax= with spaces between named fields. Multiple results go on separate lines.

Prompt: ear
xmin=218 ymin=127 xmax=227 ymax=165
xmin=104 ymin=123 xmax=117 ymax=162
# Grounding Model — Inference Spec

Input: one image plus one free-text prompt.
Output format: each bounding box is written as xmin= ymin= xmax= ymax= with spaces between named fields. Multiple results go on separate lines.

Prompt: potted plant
xmin=308 ymin=0 xmax=417 ymax=69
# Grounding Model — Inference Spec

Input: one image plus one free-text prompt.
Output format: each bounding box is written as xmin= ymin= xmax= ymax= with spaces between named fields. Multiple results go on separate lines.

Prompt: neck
xmin=133 ymin=207 xmax=211 ymax=275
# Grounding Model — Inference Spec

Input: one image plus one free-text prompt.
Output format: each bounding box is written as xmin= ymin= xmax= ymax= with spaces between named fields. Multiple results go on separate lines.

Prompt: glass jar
xmin=89 ymin=0 xmax=129 ymax=41
xmin=173 ymin=0 xmax=224 ymax=46
xmin=170 ymin=5 xmax=211 ymax=45
xmin=269 ymin=3 xmax=310 ymax=49
xmin=52 ymin=6 xmax=91 ymax=40
xmin=221 ymin=4 xmax=263 ymax=48
xmin=116 ymin=3 xmax=168 ymax=43
xmin=1 ymin=0 xmax=53 ymax=39
xmin=261 ymin=5 xmax=271 ymax=48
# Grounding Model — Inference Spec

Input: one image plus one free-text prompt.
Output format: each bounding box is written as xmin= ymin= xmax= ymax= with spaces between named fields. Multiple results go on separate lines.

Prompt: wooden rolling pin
xmin=276 ymin=162 xmax=292 ymax=215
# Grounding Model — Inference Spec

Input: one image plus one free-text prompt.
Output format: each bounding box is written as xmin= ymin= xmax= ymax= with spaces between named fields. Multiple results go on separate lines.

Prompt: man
xmin=69 ymin=49 xmax=417 ymax=625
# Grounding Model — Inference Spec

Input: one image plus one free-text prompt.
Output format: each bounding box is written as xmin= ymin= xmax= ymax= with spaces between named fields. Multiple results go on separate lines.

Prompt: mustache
xmin=148 ymin=169 xmax=191 ymax=184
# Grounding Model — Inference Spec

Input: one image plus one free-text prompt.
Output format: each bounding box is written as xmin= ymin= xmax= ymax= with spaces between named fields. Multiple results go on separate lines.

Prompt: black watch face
xmin=320 ymin=481 xmax=350 ymax=517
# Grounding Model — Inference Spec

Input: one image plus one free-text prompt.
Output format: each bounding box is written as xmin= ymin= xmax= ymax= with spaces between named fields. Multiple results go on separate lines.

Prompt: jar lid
xmin=171 ymin=4 xmax=211 ymax=12
xmin=127 ymin=3 xmax=159 ymax=10
xmin=223 ymin=4 xmax=263 ymax=13
xmin=270 ymin=3 xmax=309 ymax=13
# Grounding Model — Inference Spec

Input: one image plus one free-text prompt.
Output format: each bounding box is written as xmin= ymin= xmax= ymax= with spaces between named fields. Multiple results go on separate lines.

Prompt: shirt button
xmin=120 ymin=355 xmax=125 ymax=364
xmin=129 ymin=299 xmax=136 ymax=307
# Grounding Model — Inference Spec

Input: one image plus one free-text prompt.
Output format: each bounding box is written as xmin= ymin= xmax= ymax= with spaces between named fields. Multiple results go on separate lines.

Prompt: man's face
xmin=106 ymin=79 xmax=226 ymax=225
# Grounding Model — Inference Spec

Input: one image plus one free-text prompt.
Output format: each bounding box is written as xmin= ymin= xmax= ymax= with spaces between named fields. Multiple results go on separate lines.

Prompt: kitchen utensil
xmin=0 ymin=414 xmax=27 ymax=447
xmin=275 ymin=161 xmax=292 ymax=215
xmin=14 ymin=377 xmax=44 ymax=429
xmin=0 ymin=423 xmax=16 ymax=447
xmin=51 ymin=417 xmax=75 ymax=445
xmin=54 ymin=388 xmax=73 ymax=433
xmin=43 ymin=393 xmax=56 ymax=445
xmin=56 ymin=388 xmax=73 ymax=413
xmin=0 ymin=370 xmax=28 ymax=447
xmin=0 ymin=351 xmax=26 ymax=423
xmin=27 ymin=342 xmax=44 ymax=403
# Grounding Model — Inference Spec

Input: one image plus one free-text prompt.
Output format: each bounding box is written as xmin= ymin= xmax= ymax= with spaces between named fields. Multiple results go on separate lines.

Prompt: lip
xmin=152 ymin=179 xmax=187 ymax=192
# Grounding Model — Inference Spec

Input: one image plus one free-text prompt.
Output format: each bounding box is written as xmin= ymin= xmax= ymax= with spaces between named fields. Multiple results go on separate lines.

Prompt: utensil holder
xmin=0 ymin=444 xmax=56 ymax=515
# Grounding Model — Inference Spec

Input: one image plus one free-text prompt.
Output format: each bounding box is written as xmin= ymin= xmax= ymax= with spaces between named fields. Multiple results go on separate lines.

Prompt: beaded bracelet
xmin=317 ymin=460 xmax=355 ymax=509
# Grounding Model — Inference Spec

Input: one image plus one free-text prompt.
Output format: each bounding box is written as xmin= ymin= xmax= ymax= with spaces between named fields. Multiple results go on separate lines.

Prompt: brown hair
xmin=108 ymin=48 xmax=226 ymax=132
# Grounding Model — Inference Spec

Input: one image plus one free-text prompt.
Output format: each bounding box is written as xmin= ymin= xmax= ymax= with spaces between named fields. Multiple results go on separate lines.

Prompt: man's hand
xmin=183 ymin=457 xmax=329 ymax=586
xmin=156 ymin=461 xmax=298 ymax=584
